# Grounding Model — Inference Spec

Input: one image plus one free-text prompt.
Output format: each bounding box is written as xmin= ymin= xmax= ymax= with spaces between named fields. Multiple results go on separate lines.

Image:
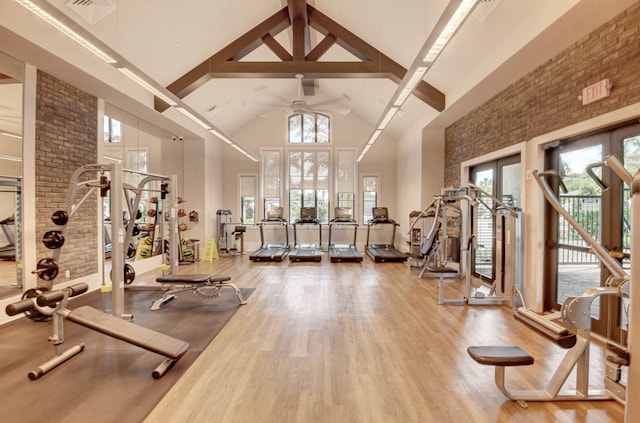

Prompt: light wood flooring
xmin=143 ymin=255 xmax=624 ymax=423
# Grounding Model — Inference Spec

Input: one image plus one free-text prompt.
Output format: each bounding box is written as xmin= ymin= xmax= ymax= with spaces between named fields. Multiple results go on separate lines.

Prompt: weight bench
xmin=152 ymin=274 xmax=247 ymax=310
xmin=422 ymin=266 xmax=462 ymax=304
xmin=6 ymin=283 xmax=190 ymax=380
xmin=467 ymin=346 xmax=535 ymax=407
xmin=467 ymin=300 xmax=617 ymax=407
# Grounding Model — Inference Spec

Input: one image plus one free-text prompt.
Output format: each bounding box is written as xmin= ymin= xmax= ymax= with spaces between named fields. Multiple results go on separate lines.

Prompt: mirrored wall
xmin=103 ymin=104 xmax=184 ymax=264
xmin=0 ymin=51 xmax=23 ymax=298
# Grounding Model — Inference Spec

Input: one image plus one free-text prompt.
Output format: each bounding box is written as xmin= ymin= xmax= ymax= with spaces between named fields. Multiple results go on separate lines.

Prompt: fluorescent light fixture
xmin=378 ymin=107 xmax=399 ymax=130
xmin=118 ymin=67 xmax=177 ymax=106
xmin=423 ymin=0 xmax=477 ymax=63
xmin=394 ymin=66 xmax=429 ymax=106
xmin=209 ymin=128 xmax=233 ymax=144
xmin=357 ymin=129 xmax=381 ymax=161
xmin=15 ymin=0 xmax=117 ymax=64
xmin=0 ymin=132 xmax=22 ymax=139
xmin=358 ymin=0 xmax=478 ymax=162
xmin=357 ymin=144 xmax=371 ymax=161
xmin=368 ymin=129 xmax=383 ymax=146
xmin=176 ymin=107 xmax=211 ymax=130
xmin=208 ymin=129 xmax=258 ymax=161
xmin=16 ymin=0 xmax=259 ymax=162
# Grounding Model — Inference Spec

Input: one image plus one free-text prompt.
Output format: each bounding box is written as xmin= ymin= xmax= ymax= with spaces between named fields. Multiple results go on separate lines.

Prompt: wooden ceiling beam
xmin=262 ymin=34 xmax=292 ymax=61
xmin=206 ymin=61 xmax=387 ymax=78
xmin=287 ymin=0 xmax=314 ymax=95
xmin=157 ymin=3 xmax=445 ymax=113
xmin=306 ymin=34 xmax=336 ymax=61
xmin=308 ymin=5 xmax=445 ymax=111
xmin=157 ymin=7 xmax=291 ymax=111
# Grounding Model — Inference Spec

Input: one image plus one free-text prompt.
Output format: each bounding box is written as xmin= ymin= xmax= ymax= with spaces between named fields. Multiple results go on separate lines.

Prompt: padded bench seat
xmin=69 ymin=306 xmax=190 ymax=360
xmin=156 ymin=274 xmax=231 ymax=284
xmin=467 ymin=345 xmax=534 ymax=366
xmin=152 ymin=274 xmax=246 ymax=310
xmin=68 ymin=305 xmax=190 ymax=378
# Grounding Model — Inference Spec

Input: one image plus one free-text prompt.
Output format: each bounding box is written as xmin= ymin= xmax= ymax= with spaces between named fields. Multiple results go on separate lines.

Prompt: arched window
xmin=288 ymin=112 xmax=330 ymax=143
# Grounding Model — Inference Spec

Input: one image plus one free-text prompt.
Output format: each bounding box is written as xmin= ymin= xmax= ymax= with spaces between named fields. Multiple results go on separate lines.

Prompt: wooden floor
xmin=144 ymin=256 xmax=625 ymax=423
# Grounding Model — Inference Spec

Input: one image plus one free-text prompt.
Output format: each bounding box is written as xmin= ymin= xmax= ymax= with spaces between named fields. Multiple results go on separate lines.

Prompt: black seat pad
xmin=467 ymin=346 xmax=534 ymax=366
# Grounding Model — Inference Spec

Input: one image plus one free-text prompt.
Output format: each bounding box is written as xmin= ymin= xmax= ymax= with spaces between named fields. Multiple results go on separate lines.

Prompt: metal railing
xmin=558 ymin=195 xmax=601 ymax=264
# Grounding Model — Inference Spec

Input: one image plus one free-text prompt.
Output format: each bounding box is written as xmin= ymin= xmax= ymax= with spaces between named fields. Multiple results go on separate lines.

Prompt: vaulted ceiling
xmin=2 ymin=0 xmax=637 ymax=145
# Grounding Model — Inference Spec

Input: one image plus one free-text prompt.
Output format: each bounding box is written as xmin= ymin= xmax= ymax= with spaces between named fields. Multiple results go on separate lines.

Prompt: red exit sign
xmin=582 ymin=79 xmax=611 ymax=105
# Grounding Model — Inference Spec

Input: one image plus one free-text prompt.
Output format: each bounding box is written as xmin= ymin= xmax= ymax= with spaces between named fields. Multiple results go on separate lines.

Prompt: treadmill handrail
xmin=329 ymin=219 xmax=358 ymax=225
xmin=368 ymin=217 xmax=398 ymax=226
xmin=294 ymin=218 xmax=321 ymax=225
xmin=259 ymin=218 xmax=288 ymax=224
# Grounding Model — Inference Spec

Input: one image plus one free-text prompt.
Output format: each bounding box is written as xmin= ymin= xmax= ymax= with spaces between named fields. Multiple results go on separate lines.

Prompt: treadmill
xmin=365 ymin=207 xmax=408 ymax=263
xmin=249 ymin=207 xmax=290 ymax=262
xmin=289 ymin=207 xmax=323 ymax=262
xmin=328 ymin=207 xmax=363 ymax=262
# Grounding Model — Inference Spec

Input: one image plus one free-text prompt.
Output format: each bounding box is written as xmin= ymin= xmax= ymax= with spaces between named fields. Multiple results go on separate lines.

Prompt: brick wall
xmin=444 ymin=2 xmax=640 ymax=186
xmin=35 ymin=71 xmax=98 ymax=283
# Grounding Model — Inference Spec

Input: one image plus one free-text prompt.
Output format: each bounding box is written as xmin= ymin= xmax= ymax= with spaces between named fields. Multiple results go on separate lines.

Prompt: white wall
xmin=220 ymin=111 xmax=398 ymax=251
xmin=395 ymin=130 xmax=422 ymax=250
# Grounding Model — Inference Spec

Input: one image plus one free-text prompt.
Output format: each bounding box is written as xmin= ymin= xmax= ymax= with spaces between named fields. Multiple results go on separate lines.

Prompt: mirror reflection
xmin=0 ymin=51 xmax=23 ymax=298
xmin=103 ymin=105 xmax=184 ymax=264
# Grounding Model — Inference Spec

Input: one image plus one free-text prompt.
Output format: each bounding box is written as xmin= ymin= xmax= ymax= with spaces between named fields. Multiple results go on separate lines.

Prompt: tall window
xmin=240 ymin=175 xmax=256 ymax=224
xmin=288 ymin=150 xmax=330 ymax=223
xmin=336 ymin=149 xmax=356 ymax=214
xmin=262 ymin=149 xmax=281 ymax=220
xmin=362 ymin=175 xmax=378 ymax=223
xmin=288 ymin=112 xmax=330 ymax=143
xmin=104 ymin=116 xmax=122 ymax=143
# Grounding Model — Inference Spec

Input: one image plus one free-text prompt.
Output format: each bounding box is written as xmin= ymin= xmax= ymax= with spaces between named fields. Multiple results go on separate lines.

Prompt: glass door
xmin=545 ymin=123 xmax=639 ymax=344
xmin=469 ymin=154 xmax=521 ymax=283
xmin=470 ymin=164 xmax=494 ymax=281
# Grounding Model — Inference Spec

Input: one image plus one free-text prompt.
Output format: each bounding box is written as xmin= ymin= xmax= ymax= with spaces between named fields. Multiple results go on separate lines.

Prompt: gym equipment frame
xmin=468 ymin=169 xmax=630 ymax=407
xmin=151 ymin=274 xmax=247 ymax=310
xmin=6 ymin=283 xmax=189 ymax=379
xmin=289 ymin=207 xmax=323 ymax=262
xmin=249 ymin=207 xmax=290 ymax=262
xmin=365 ymin=207 xmax=407 ymax=263
xmin=328 ymin=207 xmax=363 ymax=262
xmin=415 ymin=186 xmax=522 ymax=307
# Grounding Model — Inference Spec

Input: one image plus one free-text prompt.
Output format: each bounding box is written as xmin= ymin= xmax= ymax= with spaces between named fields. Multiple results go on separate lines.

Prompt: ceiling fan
xmin=259 ymin=74 xmax=352 ymax=117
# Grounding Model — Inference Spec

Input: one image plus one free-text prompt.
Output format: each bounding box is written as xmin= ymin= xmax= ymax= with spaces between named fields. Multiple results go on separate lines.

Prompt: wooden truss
xmin=155 ymin=0 xmax=445 ymax=113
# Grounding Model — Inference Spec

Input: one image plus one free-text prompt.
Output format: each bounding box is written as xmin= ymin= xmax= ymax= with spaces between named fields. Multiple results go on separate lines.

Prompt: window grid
xmin=288 ymin=112 xmax=330 ymax=144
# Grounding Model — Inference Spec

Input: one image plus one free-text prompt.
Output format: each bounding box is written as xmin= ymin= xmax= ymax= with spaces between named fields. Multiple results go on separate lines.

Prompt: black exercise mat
xmin=0 ymin=286 xmax=253 ymax=423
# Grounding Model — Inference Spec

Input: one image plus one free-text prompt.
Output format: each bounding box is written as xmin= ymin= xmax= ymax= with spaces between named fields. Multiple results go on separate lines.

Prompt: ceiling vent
xmin=64 ymin=0 xmax=116 ymax=25
xmin=472 ymin=0 xmax=501 ymax=22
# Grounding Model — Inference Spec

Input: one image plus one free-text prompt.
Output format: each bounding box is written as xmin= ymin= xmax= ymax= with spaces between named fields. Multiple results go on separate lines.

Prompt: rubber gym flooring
xmin=0 ymin=283 xmax=252 ymax=422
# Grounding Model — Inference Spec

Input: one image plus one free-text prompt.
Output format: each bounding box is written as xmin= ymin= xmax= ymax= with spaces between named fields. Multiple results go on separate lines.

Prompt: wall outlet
xmin=65 ymin=270 xmax=70 ymax=279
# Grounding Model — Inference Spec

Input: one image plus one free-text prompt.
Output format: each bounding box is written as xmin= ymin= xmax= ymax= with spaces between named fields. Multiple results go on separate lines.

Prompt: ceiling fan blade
xmin=306 ymin=95 xmax=350 ymax=109
xmin=254 ymin=84 xmax=292 ymax=106
xmin=316 ymin=108 xmax=352 ymax=116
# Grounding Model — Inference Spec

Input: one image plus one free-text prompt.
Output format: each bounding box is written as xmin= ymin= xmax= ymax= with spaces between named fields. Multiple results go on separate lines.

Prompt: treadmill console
xmin=331 ymin=207 xmax=355 ymax=223
xmin=296 ymin=207 xmax=320 ymax=224
xmin=264 ymin=206 xmax=286 ymax=222
xmin=370 ymin=207 xmax=394 ymax=224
